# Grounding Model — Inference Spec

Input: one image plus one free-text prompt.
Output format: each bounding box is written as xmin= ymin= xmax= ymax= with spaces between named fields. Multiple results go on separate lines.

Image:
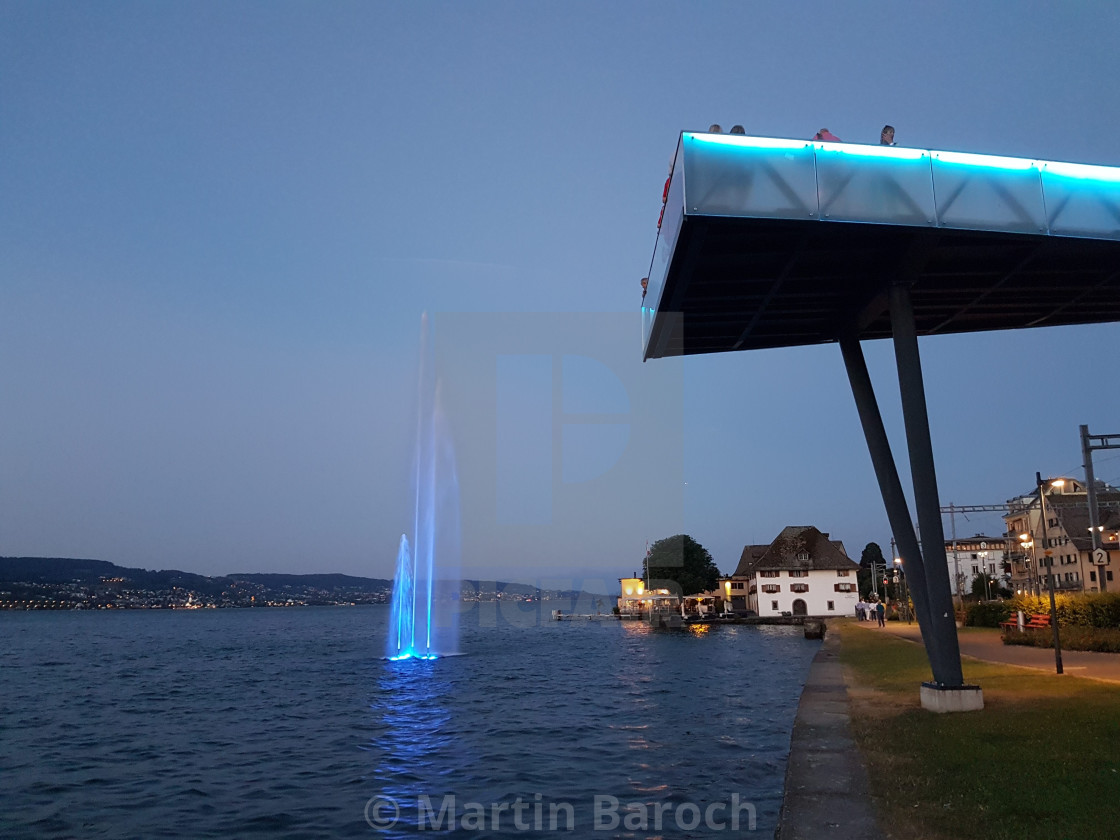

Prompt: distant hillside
xmin=0 ymin=558 xmax=606 ymax=600
xmin=0 ymin=556 xmax=121 ymax=583
xmin=0 ymin=557 xmax=228 ymax=593
xmin=0 ymin=557 xmax=389 ymax=593
xmin=459 ymin=579 xmax=608 ymax=599
xmin=229 ymin=572 xmax=392 ymax=591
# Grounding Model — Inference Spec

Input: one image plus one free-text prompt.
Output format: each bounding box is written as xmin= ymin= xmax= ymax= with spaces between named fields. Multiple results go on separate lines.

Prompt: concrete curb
xmin=775 ymin=628 xmax=882 ymax=840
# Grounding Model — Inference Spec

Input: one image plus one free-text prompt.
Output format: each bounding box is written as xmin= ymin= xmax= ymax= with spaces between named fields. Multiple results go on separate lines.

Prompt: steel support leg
xmin=839 ymin=333 xmax=935 ymax=650
xmin=889 ymin=282 xmax=964 ymax=687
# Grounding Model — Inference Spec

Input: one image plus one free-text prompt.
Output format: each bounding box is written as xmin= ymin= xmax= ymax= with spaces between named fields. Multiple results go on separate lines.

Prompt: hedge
xmin=1001 ymin=625 xmax=1120 ymax=653
xmin=961 ymin=601 xmax=1013 ymax=628
xmin=960 ymin=591 xmax=1120 ymax=629
xmin=1006 ymin=592 xmax=1120 ymax=629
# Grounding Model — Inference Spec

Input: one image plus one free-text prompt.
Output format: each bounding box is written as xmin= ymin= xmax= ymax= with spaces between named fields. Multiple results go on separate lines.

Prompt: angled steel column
xmin=889 ymin=282 xmax=964 ymax=687
xmin=839 ymin=333 xmax=935 ymax=650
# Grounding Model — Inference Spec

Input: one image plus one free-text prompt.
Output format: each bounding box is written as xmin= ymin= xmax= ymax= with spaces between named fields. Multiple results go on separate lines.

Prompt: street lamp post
xmin=1019 ymin=533 xmax=1038 ymax=597
xmin=894 ymin=556 xmax=912 ymax=623
xmin=1036 ymin=472 xmax=1064 ymax=675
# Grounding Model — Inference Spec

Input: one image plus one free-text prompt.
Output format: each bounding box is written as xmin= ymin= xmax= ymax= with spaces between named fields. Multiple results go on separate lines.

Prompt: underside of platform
xmin=648 ymin=217 xmax=1120 ymax=358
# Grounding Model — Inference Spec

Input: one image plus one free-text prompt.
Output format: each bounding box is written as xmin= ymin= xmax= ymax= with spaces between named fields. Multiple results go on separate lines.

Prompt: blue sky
xmin=3 ymin=1 xmax=1119 ymax=588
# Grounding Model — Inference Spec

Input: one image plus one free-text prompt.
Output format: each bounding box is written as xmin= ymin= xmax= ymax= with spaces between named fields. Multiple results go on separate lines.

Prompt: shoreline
xmin=775 ymin=625 xmax=882 ymax=840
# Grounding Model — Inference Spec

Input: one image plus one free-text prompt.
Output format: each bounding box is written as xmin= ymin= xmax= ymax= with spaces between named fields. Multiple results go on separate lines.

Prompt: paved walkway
xmin=863 ymin=620 xmax=1120 ymax=682
xmin=776 ymin=631 xmax=882 ymax=840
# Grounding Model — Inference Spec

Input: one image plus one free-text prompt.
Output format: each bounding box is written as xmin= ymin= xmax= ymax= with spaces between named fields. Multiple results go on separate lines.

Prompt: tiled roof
xmin=942 ymin=534 xmax=1005 ymax=549
xmin=732 ymin=544 xmax=769 ymax=577
xmin=1053 ymin=505 xmax=1120 ymax=552
xmin=1006 ymin=481 xmax=1120 ymax=509
xmin=734 ymin=526 xmax=857 ymax=574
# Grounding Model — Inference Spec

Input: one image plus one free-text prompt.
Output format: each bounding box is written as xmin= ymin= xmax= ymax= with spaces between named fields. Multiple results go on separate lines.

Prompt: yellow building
xmin=617 ymin=577 xmax=679 ymax=618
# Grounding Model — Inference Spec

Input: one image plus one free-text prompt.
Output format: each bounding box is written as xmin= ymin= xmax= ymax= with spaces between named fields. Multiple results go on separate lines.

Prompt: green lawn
xmin=838 ymin=621 xmax=1120 ymax=840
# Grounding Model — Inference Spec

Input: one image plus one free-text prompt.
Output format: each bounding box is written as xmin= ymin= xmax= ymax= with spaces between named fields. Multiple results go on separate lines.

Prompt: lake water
xmin=1 ymin=605 xmax=819 ymax=838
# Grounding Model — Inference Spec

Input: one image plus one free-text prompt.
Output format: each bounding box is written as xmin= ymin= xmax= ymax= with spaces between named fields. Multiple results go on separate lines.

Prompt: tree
xmin=643 ymin=534 xmax=720 ymax=596
xmin=859 ymin=542 xmax=886 ymax=598
xmin=970 ymin=573 xmax=1010 ymax=601
xmin=860 ymin=542 xmax=886 ymax=569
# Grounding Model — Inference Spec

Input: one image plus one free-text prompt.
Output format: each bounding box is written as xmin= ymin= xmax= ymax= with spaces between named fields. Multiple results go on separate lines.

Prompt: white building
xmin=730 ymin=526 xmax=859 ymax=617
xmin=944 ymin=534 xmax=1008 ymax=597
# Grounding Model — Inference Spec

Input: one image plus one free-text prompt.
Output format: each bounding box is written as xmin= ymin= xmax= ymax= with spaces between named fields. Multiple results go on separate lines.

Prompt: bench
xmin=1000 ymin=612 xmax=1052 ymax=631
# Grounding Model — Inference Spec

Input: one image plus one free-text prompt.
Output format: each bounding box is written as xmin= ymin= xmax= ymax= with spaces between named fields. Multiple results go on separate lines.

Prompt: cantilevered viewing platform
xmin=643 ymin=133 xmax=1120 ymax=360
xmin=641 ymin=133 xmax=1120 ymax=709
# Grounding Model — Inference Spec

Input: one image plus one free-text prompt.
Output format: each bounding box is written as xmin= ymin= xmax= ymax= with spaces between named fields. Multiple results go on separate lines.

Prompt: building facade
xmin=617 ymin=577 xmax=680 ymax=618
xmin=944 ymin=534 xmax=1009 ymax=597
xmin=730 ymin=526 xmax=859 ymax=617
xmin=1003 ymin=478 xmax=1119 ymax=595
xmin=722 ymin=575 xmax=749 ymax=613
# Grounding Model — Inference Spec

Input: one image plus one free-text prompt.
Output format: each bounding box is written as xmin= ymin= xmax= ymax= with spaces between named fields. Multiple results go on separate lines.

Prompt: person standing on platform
xmin=813 ymin=128 xmax=842 ymax=142
xmin=880 ymin=124 xmax=896 ymax=145
xmin=876 ymin=601 xmax=886 ymax=627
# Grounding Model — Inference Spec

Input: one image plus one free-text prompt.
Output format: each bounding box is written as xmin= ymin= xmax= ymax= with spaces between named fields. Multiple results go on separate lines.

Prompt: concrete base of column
xmin=920 ymin=682 xmax=984 ymax=713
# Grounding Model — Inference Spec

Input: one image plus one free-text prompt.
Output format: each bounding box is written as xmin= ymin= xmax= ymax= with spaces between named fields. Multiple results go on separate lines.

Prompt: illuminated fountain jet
xmin=387 ymin=315 xmax=460 ymax=661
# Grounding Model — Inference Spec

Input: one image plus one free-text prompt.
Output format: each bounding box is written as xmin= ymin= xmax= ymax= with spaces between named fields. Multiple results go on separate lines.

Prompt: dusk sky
xmin=3 ymin=1 xmax=1119 ymax=590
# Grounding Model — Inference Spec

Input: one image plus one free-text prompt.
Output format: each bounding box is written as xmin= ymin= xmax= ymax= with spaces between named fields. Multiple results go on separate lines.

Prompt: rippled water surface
xmin=1 ymin=606 xmax=819 ymax=837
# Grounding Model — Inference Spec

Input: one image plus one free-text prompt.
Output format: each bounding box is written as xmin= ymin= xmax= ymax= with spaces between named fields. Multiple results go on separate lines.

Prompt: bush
xmin=962 ymin=601 xmax=1013 ymax=627
xmin=1006 ymin=592 xmax=1120 ymax=629
xmin=1002 ymin=625 xmax=1120 ymax=653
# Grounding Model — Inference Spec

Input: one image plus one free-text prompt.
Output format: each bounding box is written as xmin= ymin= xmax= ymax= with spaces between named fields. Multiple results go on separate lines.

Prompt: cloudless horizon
xmin=3 ymin=2 xmax=1119 ymax=588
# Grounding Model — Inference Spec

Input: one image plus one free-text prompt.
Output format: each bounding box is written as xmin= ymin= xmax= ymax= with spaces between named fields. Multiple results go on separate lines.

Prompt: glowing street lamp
xmin=1036 ymin=473 xmax=1065 ymax=675
xmin=1018 ymin=533 xmax=1036 ymax=596
xmin=893 ymin=556 xmax=912 ymax=623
